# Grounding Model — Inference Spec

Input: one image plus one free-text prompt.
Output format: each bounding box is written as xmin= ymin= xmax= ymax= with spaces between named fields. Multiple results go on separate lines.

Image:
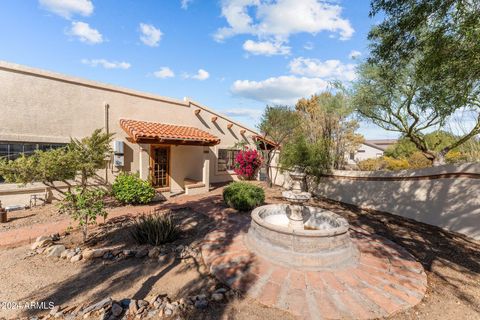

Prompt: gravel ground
xmin=0 ymin=208 xmax=294 ymax=320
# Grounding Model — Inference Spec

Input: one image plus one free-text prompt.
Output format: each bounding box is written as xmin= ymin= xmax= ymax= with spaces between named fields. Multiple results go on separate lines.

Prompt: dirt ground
xmin=0 ymin=204 xmax=65 ymax=232
xmin=1 ymin=185 xmax=479 ymax=320
xmin=0 ymin=208 xmax=294 ymax=320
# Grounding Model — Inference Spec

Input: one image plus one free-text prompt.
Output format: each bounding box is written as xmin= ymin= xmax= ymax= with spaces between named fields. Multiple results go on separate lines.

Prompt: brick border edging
xmin=201 ymin=218 xmax=427 ymax=320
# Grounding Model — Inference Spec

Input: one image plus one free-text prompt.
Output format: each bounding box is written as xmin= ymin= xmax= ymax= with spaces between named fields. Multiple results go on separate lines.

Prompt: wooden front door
xmin=150 ymin=146 xmax=170 ymax=188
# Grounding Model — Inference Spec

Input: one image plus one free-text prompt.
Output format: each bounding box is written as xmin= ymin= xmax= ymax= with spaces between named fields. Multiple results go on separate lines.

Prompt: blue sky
xmin=0 ymin=0 xmax=396 ymax=139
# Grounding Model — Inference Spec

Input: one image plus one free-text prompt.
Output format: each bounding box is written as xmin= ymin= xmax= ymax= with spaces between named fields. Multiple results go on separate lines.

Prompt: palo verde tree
xmin=0 ymin=129 xmax=113 ymax=242
xmin=353 ymin=0 xmax=480 ymax=165
xmin=257 ymin=105 xmax=299 ymax=187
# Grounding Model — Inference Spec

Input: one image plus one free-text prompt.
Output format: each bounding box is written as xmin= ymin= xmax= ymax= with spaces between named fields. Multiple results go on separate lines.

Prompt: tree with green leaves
xmin=354 ymin=0 xmax=480 ymax=165
xmin=0 ymin=129 xmax=113 ymax=242
xmin=257 ymin=105 xmax=299 ymax=187
xmin=279 ymin=92 xmax=363 ymax=181
xmin=295 ymin=92 xmax=363 ymax=169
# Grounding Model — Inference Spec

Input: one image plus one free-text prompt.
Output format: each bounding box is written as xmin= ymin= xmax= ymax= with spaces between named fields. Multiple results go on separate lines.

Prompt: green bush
xmin=130 ymin=212 xmax=179 ymax=246
xmin=112 ymin=172 xmax=155 ymax=205
xmin=223 ymin=182 xmax=265 ymax=211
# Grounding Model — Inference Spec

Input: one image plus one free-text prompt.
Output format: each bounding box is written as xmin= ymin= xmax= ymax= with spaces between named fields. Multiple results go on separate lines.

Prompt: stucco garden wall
xmin=272 ymin=163 xmax=480 ymax=240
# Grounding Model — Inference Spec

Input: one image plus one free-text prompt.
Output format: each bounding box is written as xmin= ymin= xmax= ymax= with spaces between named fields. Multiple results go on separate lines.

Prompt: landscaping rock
xmin=158 ymin=254 xmax=171 ymax=265
xmin=60 ymin=249 xmax=70 ymax=259
xmin=66 ymin=250 xmax=77 ymax=260
xmin=46 ymin=245 xmax=66 ymax=257
xmin=211 ymin=293 xmax=223 ymax=302
xmin=148 ymin=247 xmax=160 ymax=259
xmin=81 ymin=297 xmax=112 ymax=315
xmin=103 ymin=252 xmax=114 ymax=260
xmin=194 ymin=299 xmax=208 ymax=310
xmin=137 ymin=300 xmax=149 ymax=308
xmin=71 ymin=254 xmax=82 ymax=263
xmin=83 ymin=248 xmax=109 ymax=260
xmin=31 ymin=238 xmax=53 ymax=250
xmin=215 ymin=288 xmax=228 ymax=294
xmin=128 ymin=300 xmax=138 ymax=314
xmin=111 ymin=303 xmax=123 ymax=317
xmin=51 ymin=233 xmax=61 ymax=241
xmin=122 ymin=250 xmax=135 ymax=258
xmin=116 ymin=300 xmax=129 ymax=310
xmin=49 ymin=305 xmax=60 ymax=316
xmin=135 ymin=248 xmax=149 ymax=258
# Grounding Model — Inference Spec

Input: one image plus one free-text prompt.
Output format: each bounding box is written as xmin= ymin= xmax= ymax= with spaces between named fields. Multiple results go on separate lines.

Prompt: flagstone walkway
xmin=201 ymin=215 xmax=427 ymax=320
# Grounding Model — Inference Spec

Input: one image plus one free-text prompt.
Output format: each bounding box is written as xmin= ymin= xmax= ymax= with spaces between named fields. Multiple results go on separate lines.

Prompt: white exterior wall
xmin=347 ymin=143 xmax=384 ymax=165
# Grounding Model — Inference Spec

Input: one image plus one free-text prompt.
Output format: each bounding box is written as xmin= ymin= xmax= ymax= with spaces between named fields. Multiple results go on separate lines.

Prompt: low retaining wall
xmin=272 ymin=163 xmax=480 ymax=240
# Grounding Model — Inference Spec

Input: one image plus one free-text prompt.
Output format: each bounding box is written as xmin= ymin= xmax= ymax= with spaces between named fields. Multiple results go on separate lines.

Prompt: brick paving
xmin=201 ymin=217 xmax=427 ymax=320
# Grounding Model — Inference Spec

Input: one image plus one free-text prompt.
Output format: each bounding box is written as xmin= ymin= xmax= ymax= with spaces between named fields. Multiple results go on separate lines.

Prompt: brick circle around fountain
xmin=201 ymin=216 xmax=427 ymax=320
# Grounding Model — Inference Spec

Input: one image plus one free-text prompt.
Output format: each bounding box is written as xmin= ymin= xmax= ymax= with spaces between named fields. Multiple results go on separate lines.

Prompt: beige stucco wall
xmin=270 ymin=163 xmax=480 ymax=239
xmin=0 ymin=61 xmax=255 ymax=204
xmin=305 ymin=164 xmax=480 ymax=240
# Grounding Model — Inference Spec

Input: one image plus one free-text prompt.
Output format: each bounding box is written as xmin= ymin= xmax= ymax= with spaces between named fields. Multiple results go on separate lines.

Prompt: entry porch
xmin=120 ymin=119 xmax=221 ymax=196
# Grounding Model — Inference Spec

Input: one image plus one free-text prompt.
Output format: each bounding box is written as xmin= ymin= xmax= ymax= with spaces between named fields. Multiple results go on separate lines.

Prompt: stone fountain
xmin=245 ymin=166 xmax=359 ymax=270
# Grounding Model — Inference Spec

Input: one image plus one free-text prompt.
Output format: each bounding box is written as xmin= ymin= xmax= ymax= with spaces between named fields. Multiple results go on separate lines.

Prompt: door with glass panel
xmin=151 ymin=146 xmax=170 ymax=188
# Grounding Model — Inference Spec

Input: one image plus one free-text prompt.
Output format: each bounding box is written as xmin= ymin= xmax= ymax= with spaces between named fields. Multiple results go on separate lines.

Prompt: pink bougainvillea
xmin=234 ymin=147 xmax=263 ymax=180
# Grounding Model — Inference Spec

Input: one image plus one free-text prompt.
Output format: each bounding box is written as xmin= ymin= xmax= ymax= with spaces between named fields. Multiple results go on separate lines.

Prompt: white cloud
xmin=231 ymin=75 xmax=329 ymax=104
xmin=181 ymin=0 xmax=193 ymax=9
xmin=224 ymin=108 xmax=263 ymax=120
xmin=68 ymin=21 xmax=103 ymax=44
xmin=39 ymin=0 xmax=93 ymax=19
xmin=185 ymin=69 xmax=210 ymax=80
xmin=154 ymin=67 xmax=175 ymax=79
xmin=349 ymin=50 xmax=361 ymax=59
xmin=289 ymin=57 xmax=357 ymax=81
xmin=304 ymin=41 xmax=314 ymax=50
xmin=81 ymin=59 xmax=131 ymax=69
xmin=139 ymin=23 xmax=162 ymax=47
xmin=243 ymin=39 xmax=290 ymax=56
xmin=214 ymin=0 xmax=354 ymax=46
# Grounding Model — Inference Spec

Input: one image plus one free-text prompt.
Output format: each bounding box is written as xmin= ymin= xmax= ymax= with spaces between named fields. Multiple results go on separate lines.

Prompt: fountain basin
xmin=245 ymin=204 xmax=359 ymax=270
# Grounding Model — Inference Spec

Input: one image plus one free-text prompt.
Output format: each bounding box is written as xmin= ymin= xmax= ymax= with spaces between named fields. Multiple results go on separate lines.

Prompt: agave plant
xmin=130 ymin=211 xmax=180 ymax=246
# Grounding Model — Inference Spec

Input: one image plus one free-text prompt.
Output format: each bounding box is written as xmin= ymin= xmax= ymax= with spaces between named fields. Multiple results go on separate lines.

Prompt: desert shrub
xmin=383 ymin=157 xmax=410 ymax=170
xmin=357 ymin=158 xmax=382 ymax=171
xmin=130 ymin=212 xmax=179 ymax=246
xmin=357 ymin=157 xmax=410 ymax=171
xmin=445 ymin=150 xmax=469 ymax=164
xmin=407 ymin=151 xmax=432 ymax=169
xmin=223 ymin=181 xmax=265 ymax=211
xmin=112 ymin=172 xmax=155 ymax=204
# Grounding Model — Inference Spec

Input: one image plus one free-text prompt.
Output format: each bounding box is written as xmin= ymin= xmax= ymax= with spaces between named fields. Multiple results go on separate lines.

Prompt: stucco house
xmin=0 ymin=61 xmax=268 ymax=206
xmin=347 ymin=139 xmax=397 ymax=164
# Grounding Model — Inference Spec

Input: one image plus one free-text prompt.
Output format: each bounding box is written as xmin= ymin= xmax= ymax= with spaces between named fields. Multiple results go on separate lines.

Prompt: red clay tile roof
xmin=120 ymin=119 xmax=220 ymax=145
